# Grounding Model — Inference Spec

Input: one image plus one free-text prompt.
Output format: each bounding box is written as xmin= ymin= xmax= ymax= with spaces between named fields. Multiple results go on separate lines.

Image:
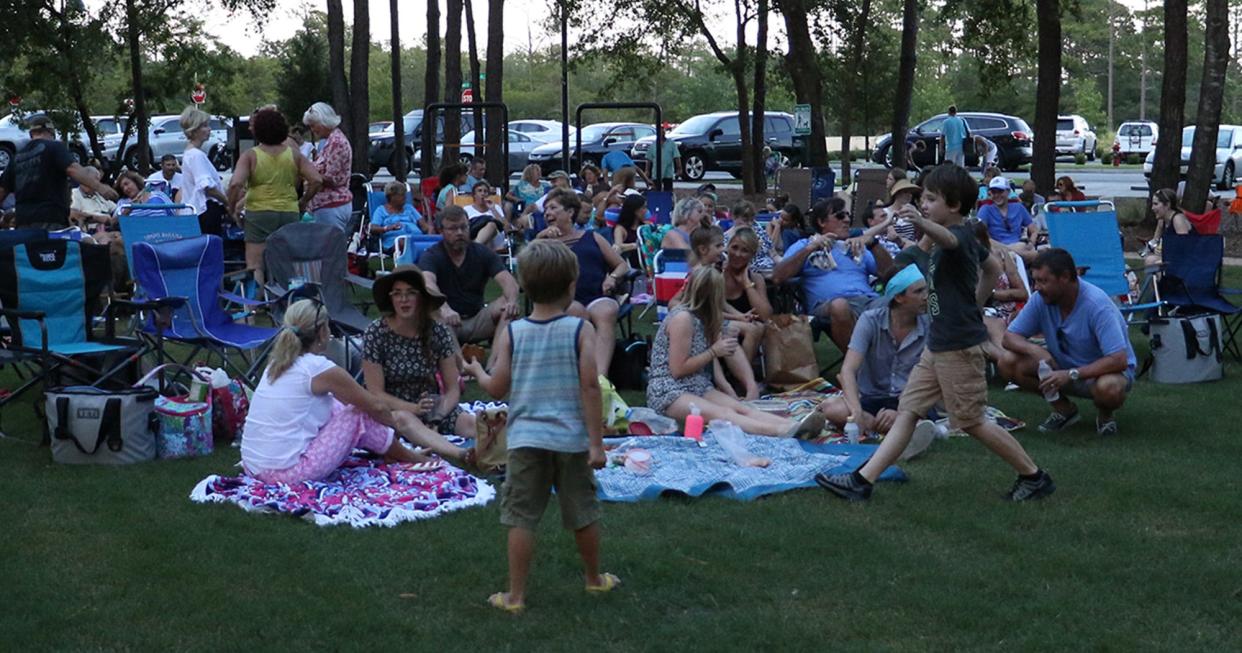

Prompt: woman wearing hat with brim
xmin=361 ymin=265 xmax=477 ymax=440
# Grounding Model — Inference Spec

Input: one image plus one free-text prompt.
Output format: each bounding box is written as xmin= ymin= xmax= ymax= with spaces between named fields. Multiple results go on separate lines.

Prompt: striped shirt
xmin=506 ymin=315 xmax=589 ymax=453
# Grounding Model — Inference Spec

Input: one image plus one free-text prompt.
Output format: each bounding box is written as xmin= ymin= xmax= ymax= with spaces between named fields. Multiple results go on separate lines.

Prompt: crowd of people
xmin=2 ymin=99 xmax=1225 ymax=613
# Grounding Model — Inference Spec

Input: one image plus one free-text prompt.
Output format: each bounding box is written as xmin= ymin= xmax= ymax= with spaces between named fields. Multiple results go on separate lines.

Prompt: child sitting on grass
xmin=816 ymin=163 xmax=1055 ymax=503
xmin=462 ymin=239 xmax=617 ymax=613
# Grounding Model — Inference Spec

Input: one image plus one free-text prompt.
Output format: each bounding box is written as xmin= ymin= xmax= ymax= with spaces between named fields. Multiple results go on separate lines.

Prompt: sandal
xmin=487 ymin=592 xmax=525 ymax=613
xmin=585 ymin=572 xmax=622 ymax=593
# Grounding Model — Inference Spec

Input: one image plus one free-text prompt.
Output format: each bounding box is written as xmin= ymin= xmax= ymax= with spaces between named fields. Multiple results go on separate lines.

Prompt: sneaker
xmin=1037 ymin=409 xmax=1080 ymax=433
xmin=1005 ymin=470 xmax=1056 ymax=502
xmin=1096 ymin=416 xmax=1119 ymax=436
xmin=815 ymin=472 xmax=873 ymax=502
xmin=899 ymin=420 xmax=937 ymax=462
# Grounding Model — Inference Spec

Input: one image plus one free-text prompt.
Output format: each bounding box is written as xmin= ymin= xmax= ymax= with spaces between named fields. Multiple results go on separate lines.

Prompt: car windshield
xmin=672 ymin=115 xmax=722 ymax=136
xmin=1177 ymin=127 xmax=1231 ymax=148
xmin=578 ymin=125 xmax=614 ymax=142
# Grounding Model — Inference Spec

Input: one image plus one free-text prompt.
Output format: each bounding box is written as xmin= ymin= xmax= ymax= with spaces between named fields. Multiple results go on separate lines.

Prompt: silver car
xmin=1143 ymin=125 xmax=1242 ymax=191
xmin=105 ymin=114 xmax=226 ymax=170
xmin=0 ymin=113 xmax=91 ymax=175
xmin=416 ymin=130 xmax=543 ymax=174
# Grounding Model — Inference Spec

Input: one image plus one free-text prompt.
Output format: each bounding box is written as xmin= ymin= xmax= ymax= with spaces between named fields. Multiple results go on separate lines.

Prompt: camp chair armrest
xmin=346 ymin=274 xmax=375 ymax=290
xmin=105 ymin=297 xmax=187 ymax=338
xmin=223 ymin=268 xmax=253 ymax=282
xmin=0 ymin=308 xmax=48 ymax=352
xmin=218 ymin=291 xmax=272 ymax=308
xmin=1120 ymin=301 xmax=1163 ymax=314
xmin=1220 ymin=287 xmax=1242 ymax=296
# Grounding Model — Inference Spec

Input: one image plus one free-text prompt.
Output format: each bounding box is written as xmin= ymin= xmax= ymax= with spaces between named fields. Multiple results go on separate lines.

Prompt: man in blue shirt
xmin=939 ymin=105 xmax=968 ymax=168
xmin=978 ymin=175 xmax=1037 ymax=262
xmin=772 ymin=197 xmax=894 ymax=352
xmin=600 ymin=149 xmax=651 ymax=186
xmin=999 ymin=248 xmax=1135 ymax=436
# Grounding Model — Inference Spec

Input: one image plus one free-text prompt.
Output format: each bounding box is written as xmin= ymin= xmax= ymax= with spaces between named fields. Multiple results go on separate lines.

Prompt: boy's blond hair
xmin=518 ymin=239 xmax=578 ymax=304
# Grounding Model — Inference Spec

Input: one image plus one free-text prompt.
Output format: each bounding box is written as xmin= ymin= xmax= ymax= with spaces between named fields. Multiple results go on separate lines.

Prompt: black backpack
xmin=608 ymin=335 xmax=650 ymax=390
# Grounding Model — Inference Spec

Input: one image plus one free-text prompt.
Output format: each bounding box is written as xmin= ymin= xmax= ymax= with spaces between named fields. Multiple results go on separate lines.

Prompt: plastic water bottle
xmin=684 ymin=403 xmax=704 ymax=441
xmin=843 ymin=417 xmax=860 ymax=445
xmin=1037 ymin=360 xmax=1060 ymax=402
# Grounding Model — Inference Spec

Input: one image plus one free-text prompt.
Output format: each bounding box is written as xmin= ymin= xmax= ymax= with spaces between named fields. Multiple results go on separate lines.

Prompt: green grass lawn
xmin=3 ymin=271 xmax=1241 ymax=650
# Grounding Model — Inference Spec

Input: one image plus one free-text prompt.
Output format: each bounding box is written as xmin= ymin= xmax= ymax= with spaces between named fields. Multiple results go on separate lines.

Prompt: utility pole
xmin=1139 ymin=0 xmax=1148 ymax=121
xmin=1107 ymin=0 xmax=1114 ymax=129
xmin=560 ymin=0 xmax=569 ymax=175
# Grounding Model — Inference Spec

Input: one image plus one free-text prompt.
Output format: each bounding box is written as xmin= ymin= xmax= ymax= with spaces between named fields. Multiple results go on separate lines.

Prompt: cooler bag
xmin=1149 ymin=314 xmax=1224 ymax=384
xmin=45 ymin=386 xmax=159 ymax=464
xmin=153 ymin=395 xmax=214 ymax=459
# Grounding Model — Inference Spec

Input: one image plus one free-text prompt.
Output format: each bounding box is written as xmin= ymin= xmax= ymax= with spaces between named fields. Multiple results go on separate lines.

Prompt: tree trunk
xmin=484 ymin=0 xmax=505 ymax=188
xmin=443 ymin=0 xmax=463 ymax=170
xmin=837 ymin=0 xmax=872 ymax=186
xmin=1031 ymin=0 xmax=1061 ymax=195
xmin=1182 ymin=0 xmax=1230 ymax=213
xmin=348 ymin=0 xmax=370 ymax=175
xmin=780 ymin=0 xmax=827 ymax=166
xmin=327 ymin=0 xmax=351 ymax=140
xmin=889 ymin=0 xmax=919 ymax=170
xmin=464 ymin=0 xmax=483 ymax=162
xmin=389 ymin=0 xmax=405 ymax=180
xmin=422 ymin=0 xmax=441 ymax=179
xmin=733 ymin=0 xmax=753 ymax=196
xmin=1148 ymin=0 xmax=1188 ymax=224
xmin=124 ymin=0 xmax=150 ymax=175
xmin=749 ymin=0 xmax=769 ymax=193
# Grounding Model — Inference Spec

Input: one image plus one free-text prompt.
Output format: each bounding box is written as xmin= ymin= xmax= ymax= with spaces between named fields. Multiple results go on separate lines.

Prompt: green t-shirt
xmin=655 ymin=139 xmax=681 ymax=179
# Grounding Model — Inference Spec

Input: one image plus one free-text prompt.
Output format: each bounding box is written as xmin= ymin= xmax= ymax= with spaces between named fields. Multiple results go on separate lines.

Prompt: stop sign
xmin=192 ymin=85 xmax=206 ymax=105
xmin=8 ymin=95 xmax=20 ymax=107
xmin=461 ymin=87 xmax=473 ymax=104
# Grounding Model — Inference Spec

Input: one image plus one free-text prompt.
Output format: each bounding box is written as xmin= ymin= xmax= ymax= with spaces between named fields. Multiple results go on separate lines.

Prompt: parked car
xmin=415 ymin=129 xmax=542 ymax=174
xmin=1143 ymin=125 xmax=1242 ymax=191
xmin=0 ymin=113 xmax=92 ymax=176
xmin=871 ymin=111 xmax=1033 ymax=171
xmin=105 ymin=114 xmax=228 ymax=171
xmin=630 ymin=111 xmax=806 ymax=181
xmin=369 ymin=121 xmax=393 ymax=134
xmin=527 ymin=122 xmax=656 ymax=175
xmin=367 ymin=109 xmax=474 ymax=175
xmin=508 ymin=119 xmax=574 ymax=144
xmin=1114 ymin=120 xmax=1158 ymax=158
xmin=1055 ymin=114 xmax=1098 ymax=159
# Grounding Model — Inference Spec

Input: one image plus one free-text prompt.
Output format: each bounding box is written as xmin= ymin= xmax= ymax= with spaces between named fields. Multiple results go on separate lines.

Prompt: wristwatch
xmin=1068 ymin=368 xmax=1080 ymax=381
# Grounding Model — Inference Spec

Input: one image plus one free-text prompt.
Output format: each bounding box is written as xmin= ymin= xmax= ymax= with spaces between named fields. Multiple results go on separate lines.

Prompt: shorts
xmin=244 ymin=210 xmax=299 ymax=243
xmin=946 ymin=149 xmax=966 ymax=167
xmin=454 ymin=309 xmax=497 ymax=344
xmin=500 ymin=447 xmax=600 ymax=531
xmin=860 ymin=395 xmax=941 ymax=422
xmin=813 ymin=294 xmax=879 ymax=321
xmin=1064 ymin=373 xmax=1134 ymax=399
xmin=897 ymin=345 xmax=988 ymax=431
xmin=468 ymin=215 xmax=502 ymax=240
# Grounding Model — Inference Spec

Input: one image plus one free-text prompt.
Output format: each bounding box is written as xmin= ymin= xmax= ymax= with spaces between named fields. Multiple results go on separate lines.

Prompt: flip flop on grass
xmin=487 ymin=592 xmax=524 ymax=613
xmin=585 ymin=572 xmax=622 ymax=593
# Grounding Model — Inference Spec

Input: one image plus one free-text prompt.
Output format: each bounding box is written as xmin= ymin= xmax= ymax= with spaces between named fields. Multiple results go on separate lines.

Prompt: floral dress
xmin=646 ymin=307 xmax=715 ymax=415
xmin=362 ymin=318 xmax=462 ymax=434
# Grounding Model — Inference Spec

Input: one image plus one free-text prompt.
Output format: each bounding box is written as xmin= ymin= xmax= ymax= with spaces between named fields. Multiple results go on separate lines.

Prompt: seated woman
xmin=370 ymin=181 xmax=426 ymax=252
xmin=1143 ymin=187 xmax=1193 ymax=267
xmin=362 ymin=266 xmax=476 ymax=438
xmin=971 ymin=220 xmax=1028 ymax=356
xmin=723 ymin=227 xmax=773 ymax=371
xmin=536 ymin=188 xmax=629 ymax=378
xmin=242 ymin=299 xmax=471 ymax=484
xmin=464 ymin=180 xmax=508 ymax=246
xmin=436 ymin=164 xmax=468 ymax=212
xmin=723 ymin=200 xmax=777 ymax=273
xmin=576 ymin=162 xmax=609 ymax=200
xmin=114 ymin=170 xmax=175 ymax=217
xmin=767 ymin=202 xmax=807 ymax=257
xmin=506 ymin=164 xmax=547 ymax=216
xmin=612 ymin=193 xmax=646 ymax=271
xmin=646 ymin=265 xmax=823 ymax=437
xmin=660 ymin=196 xmax=704 ymax=250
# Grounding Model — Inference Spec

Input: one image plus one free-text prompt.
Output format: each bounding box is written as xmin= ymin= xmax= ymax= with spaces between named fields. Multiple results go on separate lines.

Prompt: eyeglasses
xmin=389 ymin=290 xmax=421 ymax=300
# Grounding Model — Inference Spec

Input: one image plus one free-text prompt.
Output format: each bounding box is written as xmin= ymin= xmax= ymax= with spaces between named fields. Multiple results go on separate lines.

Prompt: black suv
xmin=367 ymin=110 xmax=474 ymax=175
xmin=630 ymin=111 xmax=806 ymax=181
xmin=527 ymin=122 xmax=657 ymax=175
xmin=871 ymin=111 xmax=1033 ymax=171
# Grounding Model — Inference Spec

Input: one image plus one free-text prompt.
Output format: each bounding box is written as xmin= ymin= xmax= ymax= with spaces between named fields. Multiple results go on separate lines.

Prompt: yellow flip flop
xmin=487 ymin=592 xmax=525 ymax=613
xmin=585 ymin=572 xmax=622 ymax=593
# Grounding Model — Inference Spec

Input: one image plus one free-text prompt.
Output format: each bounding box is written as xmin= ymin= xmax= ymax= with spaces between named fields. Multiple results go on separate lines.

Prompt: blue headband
xmin=885 ymin=265 xmax=925 ymax=301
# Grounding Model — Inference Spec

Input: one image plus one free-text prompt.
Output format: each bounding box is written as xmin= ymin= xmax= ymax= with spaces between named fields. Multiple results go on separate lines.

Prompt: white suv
xmin=1056 ymin=114 xmax=1098 ymax=160
xmin=1114 ymin=121 xmax=1158 ymax=157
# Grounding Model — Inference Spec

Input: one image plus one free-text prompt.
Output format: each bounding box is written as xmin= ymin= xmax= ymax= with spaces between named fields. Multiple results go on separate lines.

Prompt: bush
xmin=1102 ymin=151 xmax=1113 ymax=165
xmin=1074 ymin=151 xmax=1087 ymax=165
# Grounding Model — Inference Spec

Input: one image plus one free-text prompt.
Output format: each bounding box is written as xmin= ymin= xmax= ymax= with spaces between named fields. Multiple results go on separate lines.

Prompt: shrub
xmin=1074 ymin=151 xmax=1087 ymax=165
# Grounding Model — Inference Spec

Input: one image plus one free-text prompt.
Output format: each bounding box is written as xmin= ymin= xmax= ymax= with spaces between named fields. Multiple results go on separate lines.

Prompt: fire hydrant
xmin=1112 ymin=141 xmax=1121 ymax=167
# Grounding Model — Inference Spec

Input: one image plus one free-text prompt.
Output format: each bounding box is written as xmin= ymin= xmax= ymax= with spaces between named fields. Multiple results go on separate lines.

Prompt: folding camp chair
xmin=117 ymin=207 xmax=203 ymax=280
xmin=393 ymin=234 xmax=444 ymax=267
xmin=264 ymin=222 xmax=372 ymax=333
xmin=644 ymin=190 xmax=675 ymax=225
xmin=131 ymin=235 xmax=284 ymax=386
xmin=0 ymin=239 xmax=160 ymax=440
xmin=1154 ymin=233 xmax=1242 ymax=360
xmin=648 ymin=248 xmax=691 ymax=322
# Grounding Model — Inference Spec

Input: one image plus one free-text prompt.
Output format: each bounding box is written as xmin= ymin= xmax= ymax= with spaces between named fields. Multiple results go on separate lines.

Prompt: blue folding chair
xmin=1045 ymin=199 xmax=1159 ymax=322
xmin=394 ymin=234 xmax=444 ymax=267
xmin=644 ymin=190 xmax=675 ymax=225
xmin=131 ymin=235 xmax=282 ymax=386
xmin=1155 ymin=233 xmax=1242 ymax=360
xmin=117 ymin=208 xmax=202 ymax=280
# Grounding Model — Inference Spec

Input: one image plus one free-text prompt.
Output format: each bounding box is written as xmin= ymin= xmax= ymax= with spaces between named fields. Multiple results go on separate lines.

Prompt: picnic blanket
xmin=190 ymin=456 xmax=494 ymax=528
xmin=596 ymin=434 xmax=905 ymax=502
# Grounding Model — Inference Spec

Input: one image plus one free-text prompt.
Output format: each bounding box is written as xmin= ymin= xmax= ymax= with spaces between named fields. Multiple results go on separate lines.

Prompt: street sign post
xmin=793 ymin=104 xmax=812 ymax=135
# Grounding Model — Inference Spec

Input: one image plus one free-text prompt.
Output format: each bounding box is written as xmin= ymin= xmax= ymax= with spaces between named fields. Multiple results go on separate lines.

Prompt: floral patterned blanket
xmin=190 ymin=456 xmax=494 ymax=528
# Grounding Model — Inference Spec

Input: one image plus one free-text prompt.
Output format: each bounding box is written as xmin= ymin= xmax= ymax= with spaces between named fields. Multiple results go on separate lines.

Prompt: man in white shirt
xmin=145 ymin=154 xmax=183 ymax=198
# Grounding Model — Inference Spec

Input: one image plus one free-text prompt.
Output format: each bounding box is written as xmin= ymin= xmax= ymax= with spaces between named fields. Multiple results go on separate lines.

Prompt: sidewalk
xmin=1124 ymin=252 xmax=1242 ymax=266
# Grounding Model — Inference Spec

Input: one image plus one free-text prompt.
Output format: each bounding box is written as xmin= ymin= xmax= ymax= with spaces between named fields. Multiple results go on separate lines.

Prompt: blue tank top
xmin=571 ymin=233 xmax=609 ymax=305
xmin=506 ymin=315 xmax=589 ymax=453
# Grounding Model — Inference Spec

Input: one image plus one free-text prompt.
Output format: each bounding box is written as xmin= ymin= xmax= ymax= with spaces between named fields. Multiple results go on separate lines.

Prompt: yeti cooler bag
xmin=1149 ymin=314 xmax=1224 ymax=384
xmin=46 ymin=386 xmax=160 ymax=464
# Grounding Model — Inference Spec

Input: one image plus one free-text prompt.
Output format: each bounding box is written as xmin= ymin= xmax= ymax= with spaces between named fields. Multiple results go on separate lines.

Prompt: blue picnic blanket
xmin=596 ymin=435 xmax=906 ymax=502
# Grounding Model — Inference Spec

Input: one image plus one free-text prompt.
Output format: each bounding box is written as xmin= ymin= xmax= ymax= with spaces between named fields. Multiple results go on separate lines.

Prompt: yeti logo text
xmin=40 ymin=252 xmax=57 ymax=263
xmin=76 ymin=407 xmax=101 ymax=420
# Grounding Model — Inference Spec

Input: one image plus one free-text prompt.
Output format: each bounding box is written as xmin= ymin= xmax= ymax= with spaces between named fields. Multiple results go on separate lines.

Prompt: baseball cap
xmin=27 ymin=116 xmax=55 ymax=134
xmin=987 ymin=176 xmax=1010 ymax=192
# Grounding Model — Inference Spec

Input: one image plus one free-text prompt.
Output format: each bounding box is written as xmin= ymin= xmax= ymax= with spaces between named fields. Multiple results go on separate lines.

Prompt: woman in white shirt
xmin=241 ymin=299 xmax=472 ymax=484
xmin=178 ymin=107 xmax=231 ymax=236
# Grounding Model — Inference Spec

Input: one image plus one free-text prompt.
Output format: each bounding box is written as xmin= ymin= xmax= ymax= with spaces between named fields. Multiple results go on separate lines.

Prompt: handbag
xmin=608 ymin=335 xmax=650 ymax=390
xmin=211 ymin=377 xmax=251 ymax=442
xmin=474 ymin=404 xmax=509 ymax=470
xmin=136 ymin=365 xmax=215 ymax=459
xmin=45 ymin=386 xmax=160 ymax=465
xmin=1148 ymin=314 xmax=1224 ymax=384
xmin=762 ymin=314 xmax=818 ymax=390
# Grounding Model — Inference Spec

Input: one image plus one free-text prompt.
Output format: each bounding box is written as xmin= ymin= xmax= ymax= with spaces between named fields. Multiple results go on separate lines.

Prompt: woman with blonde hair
xmin=646 ymin=266 xmax=823 ymax=437
xmin=178 ymin=106 xmax=230 ymax=236
xmin=241 ymin=299 xmax=472 ymax=484
xmin=659 ymin=196 xmax=705 ymax=250
xmin=226 ymin=106 xmax=323 ymax=286
xmin=302 ymin=102 xmax=353 ymax=231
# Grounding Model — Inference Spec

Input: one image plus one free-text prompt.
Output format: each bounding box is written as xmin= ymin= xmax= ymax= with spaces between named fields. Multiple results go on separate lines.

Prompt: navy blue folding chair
xmin=1156 ymin=233 xmax=1241 ymax=360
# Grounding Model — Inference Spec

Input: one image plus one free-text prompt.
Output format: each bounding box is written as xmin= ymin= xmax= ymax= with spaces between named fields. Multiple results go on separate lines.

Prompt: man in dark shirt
xmin=0 ymin=116 xmax=117 ymax=229
xmin=418 ymin=206 xmax=519 ymax=345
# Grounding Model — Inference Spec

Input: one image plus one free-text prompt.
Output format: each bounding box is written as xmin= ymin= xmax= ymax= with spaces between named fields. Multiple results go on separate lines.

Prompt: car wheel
xmin=1219 ymin=161 xmax=1234 ymax=191
xmin=1087 ymin=142 xmax=1096 ymax=161
xmin=682 ymin=152 xmax=706 ymax=181
xmin=880 ymin=144 xmax=893 ymax=168
xmin=0 ymin=144 xmax=13 ymax=175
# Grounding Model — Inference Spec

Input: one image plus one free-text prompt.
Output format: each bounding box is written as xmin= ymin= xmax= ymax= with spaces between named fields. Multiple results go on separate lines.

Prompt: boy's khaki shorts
xmin=500 ymin=447 xmax=600 ymax=532
xmin=897 ymin=345 xmax=988 ymax=431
